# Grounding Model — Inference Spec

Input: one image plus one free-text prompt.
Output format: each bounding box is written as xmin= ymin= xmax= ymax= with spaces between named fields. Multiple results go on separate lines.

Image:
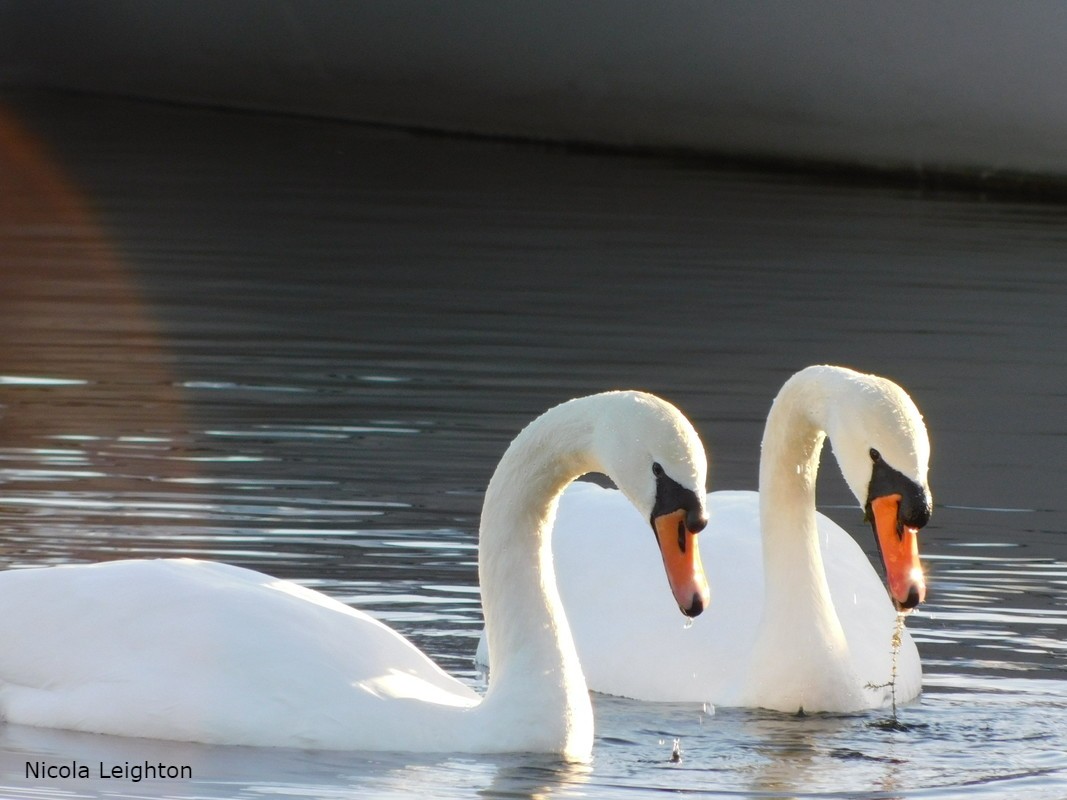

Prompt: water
xmin=0 ymin=90 xmax=1065 ymax=798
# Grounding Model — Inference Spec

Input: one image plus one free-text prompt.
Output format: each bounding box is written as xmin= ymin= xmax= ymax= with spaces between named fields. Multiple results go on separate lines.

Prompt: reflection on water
xmin=0 ymin=723 xmax=594 ymax=800
xmin=0 ymin=90 xmax=1065 ymax=798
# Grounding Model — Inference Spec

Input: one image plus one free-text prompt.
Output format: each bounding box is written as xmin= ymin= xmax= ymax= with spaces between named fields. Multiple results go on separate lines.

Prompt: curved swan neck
xmin=758 ymin=365 xmax=884 ymax=518
xmin=757 ymin=369 xmax=843 ymax=633
xmin=742 ymin=368 xmax=873 ymax=711
xmin=759 ymin=370 xmax=830 ymax=542
xmin=476 ymin=397 xmax=604 ymax=743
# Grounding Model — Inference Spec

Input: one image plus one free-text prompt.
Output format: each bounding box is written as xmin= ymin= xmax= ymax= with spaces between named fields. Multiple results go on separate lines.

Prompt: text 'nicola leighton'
xmin=26 ymin=760 xmax=192 ymax=782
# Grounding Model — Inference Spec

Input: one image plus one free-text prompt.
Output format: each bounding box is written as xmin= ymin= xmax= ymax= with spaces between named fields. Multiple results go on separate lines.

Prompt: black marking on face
xmin=865 ymin=456 xmax=932 ymax=532
xmin=649 ymin=467 xmax=707 ymax=533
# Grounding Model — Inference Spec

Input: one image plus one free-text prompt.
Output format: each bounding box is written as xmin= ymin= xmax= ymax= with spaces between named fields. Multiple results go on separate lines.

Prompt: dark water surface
xmin=0 ymin=91 xmax=1065 ymax=798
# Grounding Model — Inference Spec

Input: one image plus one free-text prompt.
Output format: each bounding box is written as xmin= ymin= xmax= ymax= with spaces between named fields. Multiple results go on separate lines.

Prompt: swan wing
xmin=0 ymin=559 xmax=477 ymax=747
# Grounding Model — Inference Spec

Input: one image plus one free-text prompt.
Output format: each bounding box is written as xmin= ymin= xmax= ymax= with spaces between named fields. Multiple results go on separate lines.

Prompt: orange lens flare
xmin=652 ymin=509 xmax=711 ymax=616
xmin=871 ymin=494 xmax=927 ymax=609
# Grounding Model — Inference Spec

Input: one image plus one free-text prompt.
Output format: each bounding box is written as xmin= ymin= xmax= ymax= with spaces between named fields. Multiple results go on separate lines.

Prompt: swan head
xmin=825 ymin=369 xmax=932 ymax=611
xmin=592 ymin=392 xmax=711 ymax=617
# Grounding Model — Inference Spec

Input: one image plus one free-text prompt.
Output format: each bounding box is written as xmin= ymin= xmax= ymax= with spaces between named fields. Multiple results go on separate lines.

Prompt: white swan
xmin=478 ymin=366 xmax=933 ymax=713
xmin=0 ymin=391 xmax=710 ymax=758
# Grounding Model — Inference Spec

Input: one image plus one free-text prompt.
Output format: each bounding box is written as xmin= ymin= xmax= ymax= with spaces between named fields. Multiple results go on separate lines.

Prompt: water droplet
xmin=683 ymin=616 xmax=694 ymax=630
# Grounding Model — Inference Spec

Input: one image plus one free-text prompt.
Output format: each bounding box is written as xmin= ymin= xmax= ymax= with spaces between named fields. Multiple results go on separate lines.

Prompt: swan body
xmin=478 ymin=366 xmax=933 ymax=713
xmin=0 ymin=391 xmax=709 ymax=757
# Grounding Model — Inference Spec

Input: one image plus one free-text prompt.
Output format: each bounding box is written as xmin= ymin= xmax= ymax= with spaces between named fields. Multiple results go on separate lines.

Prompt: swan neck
xmin=757 ymin=373 xmax=838 ymax=621
xmin=477 ymin=399 xmax=600 ymax=738
xmin=759 ymin=375 xmax=827 ymax=543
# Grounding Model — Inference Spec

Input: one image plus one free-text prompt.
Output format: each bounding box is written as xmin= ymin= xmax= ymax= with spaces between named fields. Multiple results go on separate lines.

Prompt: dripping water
xmin=866 ymin=612 xmax=908 ymax=722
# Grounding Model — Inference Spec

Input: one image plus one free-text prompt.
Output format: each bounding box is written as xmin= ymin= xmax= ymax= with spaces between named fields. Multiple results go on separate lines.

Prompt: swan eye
xmin=652 ymin=462 xmax=664 ymax=478
xmin=869 ymin=448 xmax=881 ymax=463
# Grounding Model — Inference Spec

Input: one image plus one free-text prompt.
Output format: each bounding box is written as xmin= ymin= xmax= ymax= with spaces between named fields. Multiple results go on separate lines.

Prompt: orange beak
xmin=652 ymin=509 xmax=710 ymax=617
xmin=870 ymin=493 xmax=926 ymax=611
